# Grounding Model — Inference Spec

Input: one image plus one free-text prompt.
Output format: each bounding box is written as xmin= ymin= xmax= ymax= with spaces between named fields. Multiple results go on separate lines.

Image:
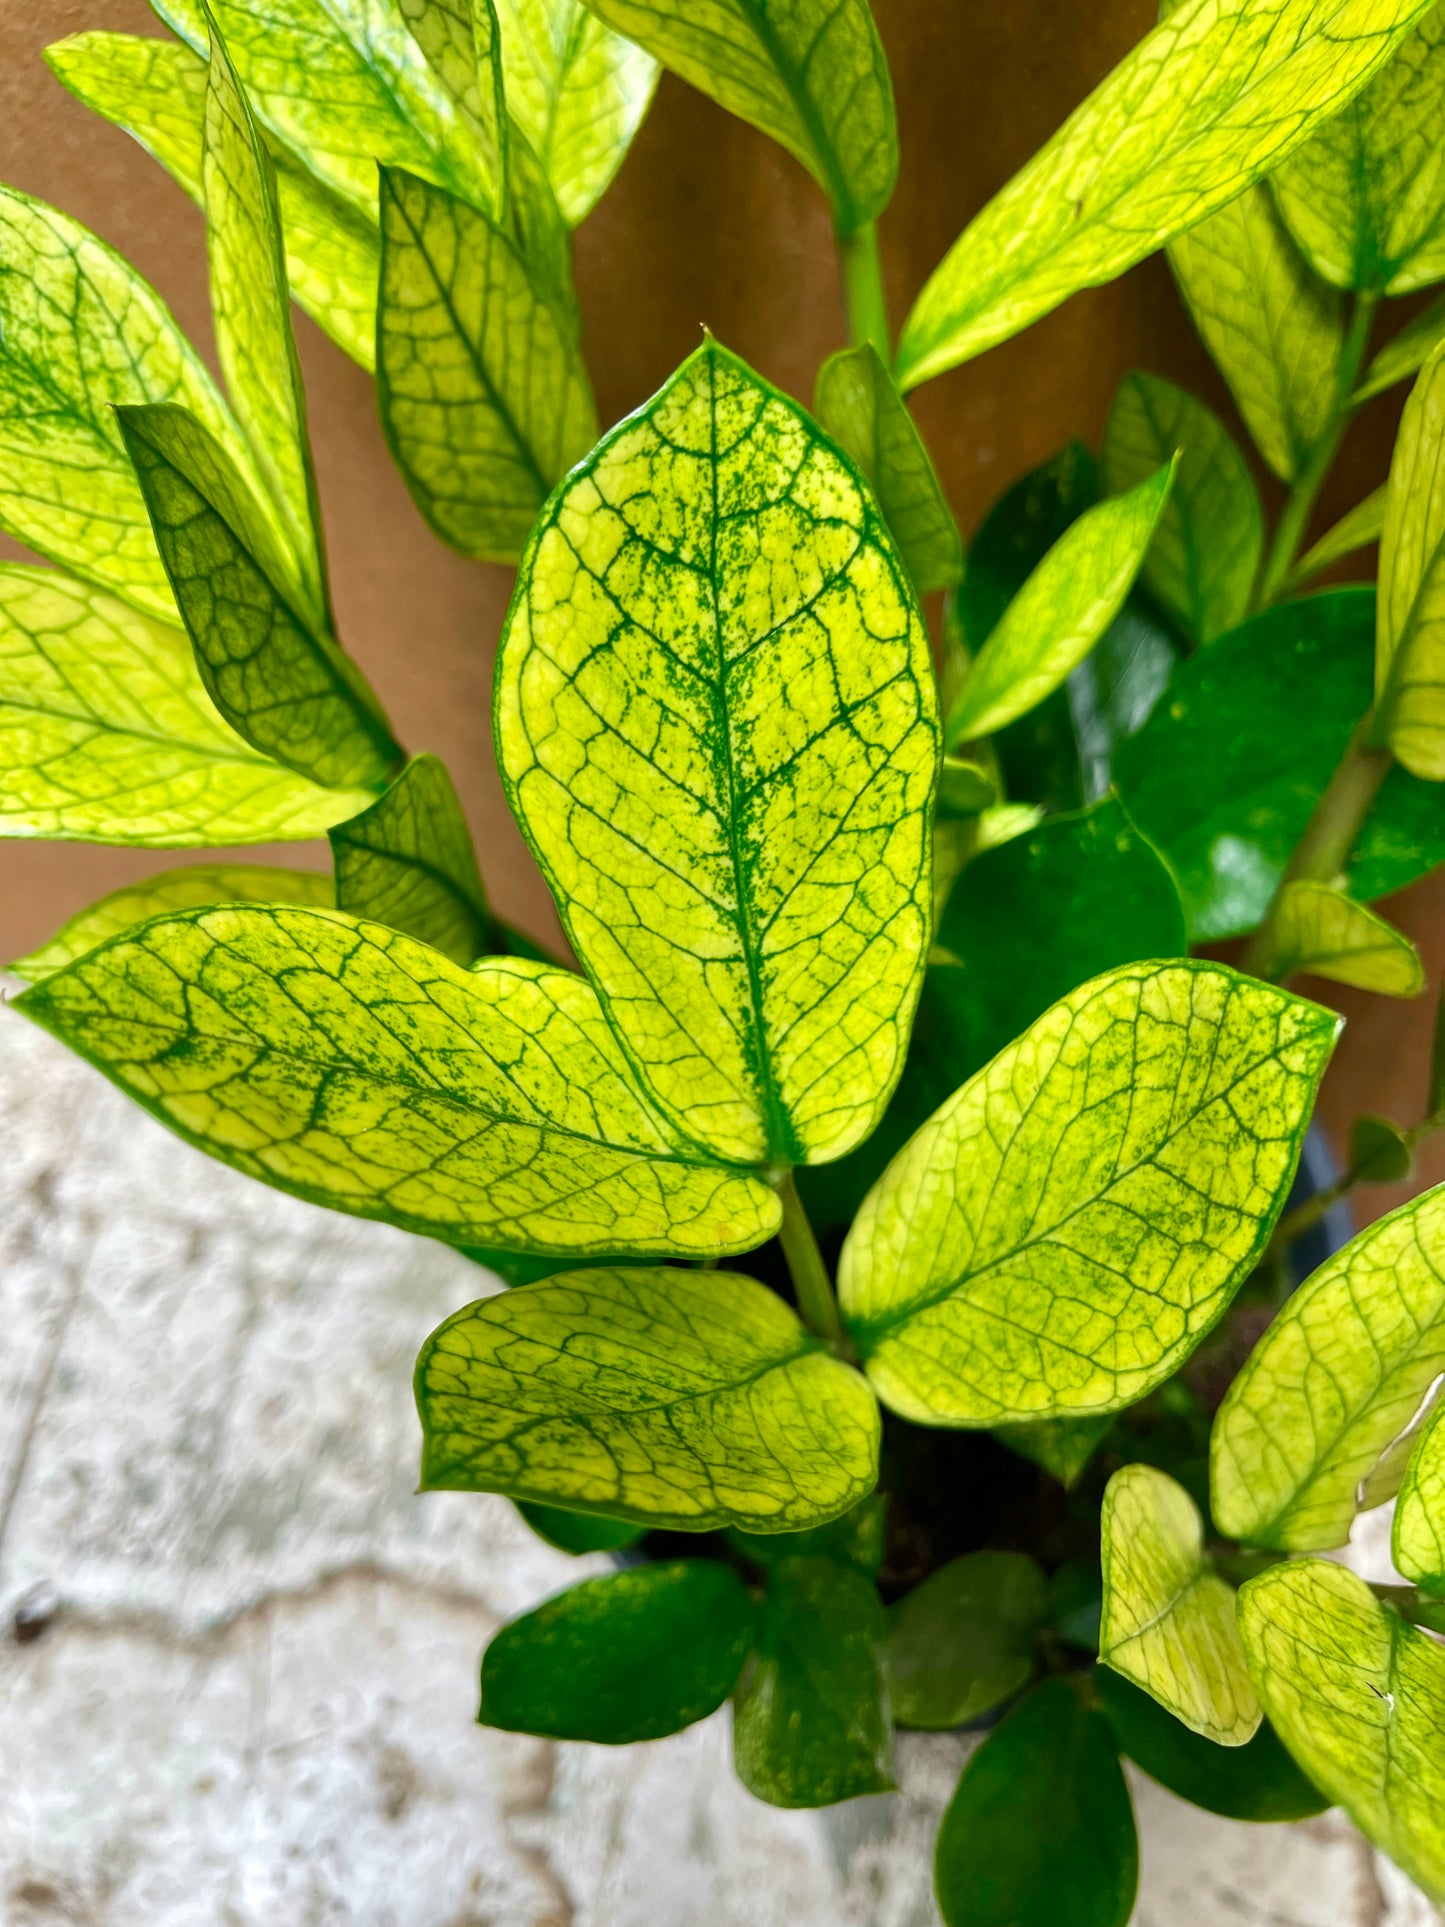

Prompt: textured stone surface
xmin=1 ymin=1008 xmax=1439 ymax=1925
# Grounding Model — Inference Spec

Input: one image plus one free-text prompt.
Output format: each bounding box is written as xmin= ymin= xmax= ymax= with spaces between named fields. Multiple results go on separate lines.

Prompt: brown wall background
xmin=2 ymin=0 xmax=1442 ymax=1219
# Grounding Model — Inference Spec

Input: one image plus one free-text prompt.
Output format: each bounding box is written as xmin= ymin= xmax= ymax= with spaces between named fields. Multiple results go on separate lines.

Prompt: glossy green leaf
xmin=888 ymin=1551 xmax=1047 ymax=1730
xmin=1350 ymin=1110 xmax=1416 ymax=1183
xmin=1355 ymin=294 xmax=1445 ymax=402
xmin=993 ymin=1412 xmax=1115 ymax=1488
xmin=1270 ymin=880 xmax=1425 ymax=995
xmin=117 ymin=402 xmax=401 ymax=794
xmin=893 ymin=0 xmax=1425 ymax=390
xmin=330 ymin=753 xmax=493 ymax=965
xmin=376 ymin=167 xmax=596 ymax=562
xmin=1169 ymin=185 xmax=1343 ymax=483
xmin=1100 ymin=1463 xmax=1259 ymax=1744
xmin=418 ymin=1267 xmax=877 ymax=1528
xmin=733 ymin=1554 xmax=893 ymax=1807
xmin=1376 ymin=341 xmax=1445 ymax=778
xmin=729 ymin=1493 xmax=886 ymax=1575
xmin=17 ymin=908 xmax=780 ymax=1256
xmin=580 ymin=0 xmax=896 ymax=235
xmin=839 ymin=959 xmax=1338 ymax=1427
xmin=1095 ymin=1669 xmax=1328 ymax=1822
xmin=944 ymin=463 xmax=1173 ymax=748
xmin=514 ymin=1498 xmax=645 ymax=1552
xmin=479 ymin=1560 xmax=755 ymax=1740
xmin=1101 ymin=373 xmax=1262 ymax=644
xmin=934 ymin=1678 xmax=1137 ymax=1927
xmin=1240 ymin=1558 xmax=1445 ymax=1900
xmin=397 ymin=0 xmax=509 ymax=218
xmin=1212 ymin=1183 xmax=1445 ymax=1550
xmin=813 ymin=343 xmax=962 ymax=594
xmin=498 ymin=337 xmax=939 ymax=1168
xmin=1393 ymin=1396 xmax=1445 ymax=1590
xmin=1289 ymin=484 xmax=1386 ymax=585
xmin=0 ymin=567 xmax=369 ymax=846
xmin=496 ymin=0 xmax=658 ymax=223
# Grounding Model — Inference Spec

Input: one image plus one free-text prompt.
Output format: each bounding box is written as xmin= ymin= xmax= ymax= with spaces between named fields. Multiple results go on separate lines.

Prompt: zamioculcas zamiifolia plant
xmin=15 ymin=0 xmax=1445 ymax=1916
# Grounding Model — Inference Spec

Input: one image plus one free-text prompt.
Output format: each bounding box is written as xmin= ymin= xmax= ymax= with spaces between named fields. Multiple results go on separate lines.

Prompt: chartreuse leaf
xmin=0 ymin=184 xmax=263 ymax=621
xmin=0 ymin=568 xmax=369 ymax=845
xmin=16 ymin=907 xmax=780 ymax=1256
xmin=1356 ymin=294 xmax=1445 ymax=403
xmin=1272 ymin=11 xmax=1445 ymax=294
xmin=1095 ymin=1670 xmax=1328 ymax=1823
xmin=117 ymin=403 xmax=401 ymax=794
xmin=1393 ymin=1397 xmax=1445 ymax=1590
xmin=495 ymin=0 xmax=658 ymax=224
xmin=479 ymin=1561 xmax=755 ymax=1741
xmin=888 ymin=1551 xmax=1047 ymax=1730
xmin=1269 ymin=881 xmax=1425 ymax=995
xmin=376 ymin=167 xmax=596 ymax=562
xmin=1212 ymin=1184 xmax=1445 ymax=1550
xmin=1100 ymin=1463 xmax=1260 ymax=1745
xmin=1240 ymin=1559 xmax=1445 ymax=1900
xmin=514 ymin=1499 xmax=644 ymax=1552
xmin=396 ymin=0 xmax=509 ymax=217
xmin=893 ymin=0 xmax=1426 ymax=391
xmin=580 ymin=0 xmax=896 ymax=235
xmin=729 ymin=1492 xmax=885 ymax=1575
xmin=840 ymin=960 xmax=1335 ymax=1427
xmin=10 ymin=864 xmax=333 ymax=981
xmin=1290 ymin=484 xmax=1386 ymax=584
xmin=1169 ymin=185 xmax=1343 ymax=484
xmin=417 ymin=1268 xmax=877 ymax=1528
xmin=1375 ymin=342 xmax=1445 ymax=779
xmin=1101 ymin=374 xmax=1261 ymax=644
xmin=813 ymin=343 xmax=962 ymax=594
xmin=934 ymin=1678 xmax=1137 ymax=1927
xmin=330 ymin=754 xmax=494 ymax=965
xmin=733 ymin=1554 xmax=893 ymax=1806
xmin=944 ymin=464 xmax=1174 ymax=748
xmin=993 ymin=1412 xmax=1115 ymax=1488
xmin=498 ymin=338 xmax=939 ymax=1167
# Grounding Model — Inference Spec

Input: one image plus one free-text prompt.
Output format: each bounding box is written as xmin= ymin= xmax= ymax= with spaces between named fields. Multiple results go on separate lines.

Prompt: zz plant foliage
xmin=15 ymin=0 xmax=1445 ymax=1916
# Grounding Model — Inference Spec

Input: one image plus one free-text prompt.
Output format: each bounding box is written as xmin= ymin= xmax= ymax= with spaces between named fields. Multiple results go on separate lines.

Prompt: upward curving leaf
xmin=1269 ymin=880 xmax=1424 ymax=995
xmin=1393 ymin=1395 xmax=1445 ymax=1592
xmin=1375 ymin=341 xmax=1445 ymax=778
xmin=497 ymin=338 xmax=940 ymax=1168
xmin=1356 ymin=295 xmax=1445 ymax=403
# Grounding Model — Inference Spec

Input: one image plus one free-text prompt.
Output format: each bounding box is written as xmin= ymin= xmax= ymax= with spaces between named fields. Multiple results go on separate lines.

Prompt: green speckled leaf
xmin=498 ymin=338 xmax=939 ymax=1168
xmin=1270 ymin=880 xmax=1424 ymax=995
xmin=416 ymin=1268 xmax=878 ymax=1527
xmin=1100 ymin=1462 xmax=1260 ymax=1745
xmin=396 ymin=0 xmax=509 ymax=218
xmin=1393 ymin=1396 xmax=1445 ymax=1591
xmin=17 ymin=906 xmax=780 ymax=1256
xmin=838 ymin=960 xmax=1338 ymax=1427
xmin=1376 ymin=341 xmax=1445 ymax=778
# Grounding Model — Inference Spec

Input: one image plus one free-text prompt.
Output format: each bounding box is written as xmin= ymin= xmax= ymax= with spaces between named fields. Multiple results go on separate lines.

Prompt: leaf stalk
xmin=774 ymin=1169 xmax=848 ymax=1350
xmin=839 ymin=220 xmax=890 ymax=359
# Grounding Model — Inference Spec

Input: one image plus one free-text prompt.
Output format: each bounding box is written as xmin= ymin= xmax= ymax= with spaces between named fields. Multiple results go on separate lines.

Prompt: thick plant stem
xmin=775 ymin=1170 xmax=846 ymax=1347
xmin=839 ymin=221 xmax=890 ymax=359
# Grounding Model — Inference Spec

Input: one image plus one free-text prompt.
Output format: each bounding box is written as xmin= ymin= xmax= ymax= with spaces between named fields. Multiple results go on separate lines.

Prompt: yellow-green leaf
xmin=1101 ymin=374 xmax=1261 ymax=645
xmin=117 ymin=402 xmax=401 ymax=794
xmin=993 ymin=1412 xmax=1114 ymax=1488
xmin=330 ymin=752 xmax=494 ymax=965
xmin=579 ymin=0 xmax=897 ymax=235
xmin=813 ymin=342 xmax=962 ymax=595
xmin=1269 ymin=880 xmax=1424 ymax=995
xmin=496 ymin=0 xmax=658 ymax=224
xmin=1212 ymin=1183 xmax=1445 ymax=1550
xmin=838 ymin=960 xmax=1338 ymax=1427
xmin=1239 ymin=1559 xmax=1445 ymax=1901
xmin=1355 ymin=293 xmax=1445 ymax=403
xmin=415 ymin=1266 xmax=878 ymax=1528
xmin=397 ymin=0 xmax=510 ymax=218
xmin=1393 ymin=1397 xmax=1445 ymax=1591
xmin=16 ymin=905 xmax=780 ymax=1256
xmin=497 ymin=337 xmax=940 ymax=1168
xmin=1100 ymin=1463 xmax=1260 ymax=1746
xmin=0 ymin=566 xmax=369 ymax=846
xmin=1375 ymin=341 xmax=1445 ymax=778
xmin=377 ymin=167 xmax=596 ymax=561
xmin=893 ymin=0 xmax=1426 ymax=390
xmin=1169 ymin=185 xmax=1344 ymax=484
xmin=1290 ymin=484 xmax=1387 ymax=585
xmin=943 ymin=463 xmax=1174 ymax=747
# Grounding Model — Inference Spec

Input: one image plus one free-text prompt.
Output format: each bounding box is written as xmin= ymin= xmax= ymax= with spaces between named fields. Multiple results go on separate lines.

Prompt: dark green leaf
xmin=993 ymin=1413 xmax=1115 ymax=1488
xmin=937 ymin=757 xmax=997 ymax=816
xmin=514 ymin=1499 xmax=646 ymax=1553
xmin=729 ymin=1494 xmax=886 ymax=1576
xmin=1350 ymin=1112 xmax=1415 ymax=1183
xmin=888 ymin=1551 xmax=1047 ymax=1730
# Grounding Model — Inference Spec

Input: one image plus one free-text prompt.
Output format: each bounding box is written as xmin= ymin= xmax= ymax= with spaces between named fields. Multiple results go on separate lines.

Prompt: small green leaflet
xmin=580 ymin=0 xmax=896 ymax=236
xmin=993 ymin=1412 xmax=1115 ymax=1488
xmin=1376 ymin=341 xmax=1445 ymax=779
xmin=813 ymin=343 xmax=962 ymax=594
xmin=330 ymin=753 xmax=494 ymax=965
xmin=1212 ymin=1183 xmax=1445 ymax=1550
xmin=1289 ymin=485 xmax=1386 ymax=586
xmin=943 ymin=463 xmax=1173 ymax=747
xmin=934 ymin=1679 xmax=1137 ymax=1927
xmin=1350 ymin=1111 xmax=1416 ymax=1183
xmin=478 ymin=1561 xmax=756 ymax=1742
xmin=416 ymin=1268 xmax=877 ymax=1527
xmin=839 ymin=960 xmax=1337 ymax=1427
xmin=1100 ymin=1463 xmax=1260 ymax=1746
xmin=1269 ymin=881 xmax=1424 ymax=996
xmin=1169 ymin=185 xmax=1343 ymax=484
xmin=117 ymin=403 xmax=401 ymax=794
xmin=496 ymin=0 xmax=659 ymax=224
xmin=1240 ymin=1559 xmax=1445 ymax=1901
xmin=0 ymin=567 xmax=370 ymax=845
xmin=514 ymin=1498 xmax=644 ymax=1551
xmin=498 ymin=338 xmax=939 ymax=1169
xmin=17 ymin=907 xmax=780 ymax=1256
xmin=377 ymin=168 xmax=596 ymax=562
xmin=1355 ymin=294 xmax=1445 ymax=403
xmin=887 ymin=1551 xmax=1046 ymax=1730
xmin=1101 ymin=374 xmax=1261 ymax=645
xmin=893 ymin=0 xmax=1427 ymax=390
xmin=397 ymin=0 xmax=510 ymax=219
xmin=729 ymin=1493 xmax=886 ymax=1576
xmin=1394 ymin=1396 xmax=1445 ymax=1591
xmin=733 ymin=1554 xmax=893 ymax=1806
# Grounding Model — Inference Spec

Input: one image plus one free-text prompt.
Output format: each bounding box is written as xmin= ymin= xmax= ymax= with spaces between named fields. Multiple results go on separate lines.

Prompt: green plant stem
xmin=774 ymin=1169 xmax=847 ymax=1349
xmin=839 ymin=221 xmax=890 ymax=359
